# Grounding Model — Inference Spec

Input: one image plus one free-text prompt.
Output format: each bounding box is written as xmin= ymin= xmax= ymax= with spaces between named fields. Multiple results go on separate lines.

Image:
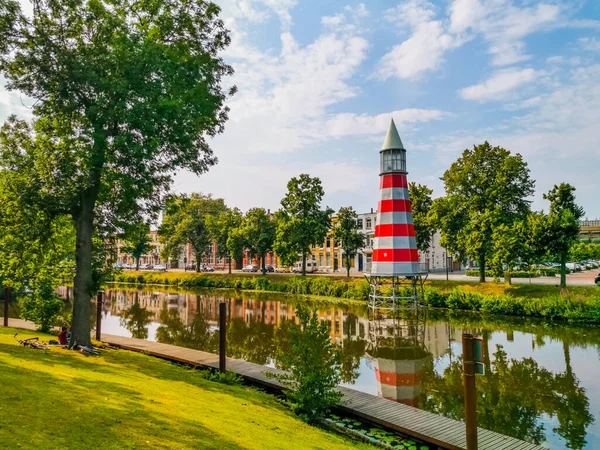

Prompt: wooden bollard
xmin=219 ymin=302 xmax=227 ymax=373
xmin=462 ymin=333 xmax=478 ymax=450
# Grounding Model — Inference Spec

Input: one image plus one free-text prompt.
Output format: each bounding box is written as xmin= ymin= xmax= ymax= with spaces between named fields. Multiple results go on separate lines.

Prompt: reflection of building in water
xmin=366 ymin=309 xmax=431 ymax=407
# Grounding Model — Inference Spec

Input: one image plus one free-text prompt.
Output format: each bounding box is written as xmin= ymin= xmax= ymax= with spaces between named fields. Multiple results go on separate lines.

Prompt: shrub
xmin=267 ymin=305 xmax=342 ymax=422
xmin=19 ymin=280 xmax=64 ymax=332
xmin=446 ymin=290 xmax=484 ymax=310
xmin=423 ymin=287 xmax=447 ymax=308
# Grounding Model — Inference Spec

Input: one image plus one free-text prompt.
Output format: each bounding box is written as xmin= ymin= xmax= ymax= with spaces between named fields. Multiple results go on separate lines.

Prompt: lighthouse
xmin=367 ymin=119 xmax=426 ymax=310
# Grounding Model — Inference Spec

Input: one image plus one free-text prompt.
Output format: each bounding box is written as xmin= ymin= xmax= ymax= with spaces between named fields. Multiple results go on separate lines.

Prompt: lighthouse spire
xmin=381 ymin=119 xmax=404 ymax=151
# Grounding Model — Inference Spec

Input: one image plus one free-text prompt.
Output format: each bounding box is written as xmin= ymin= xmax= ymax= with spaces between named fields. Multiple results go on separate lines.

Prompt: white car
xmin=154 ymin=264 xmax=166 ymax=271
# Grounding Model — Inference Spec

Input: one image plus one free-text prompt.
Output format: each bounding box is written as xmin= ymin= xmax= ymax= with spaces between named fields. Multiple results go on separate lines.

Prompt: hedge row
xmin=422 ymin=288 xmax=600 ymax=323
xmin=110 ymin=271 xmax=370 ymax=300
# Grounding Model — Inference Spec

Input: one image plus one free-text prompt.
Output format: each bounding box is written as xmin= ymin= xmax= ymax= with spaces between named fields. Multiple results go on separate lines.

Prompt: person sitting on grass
xmin=57 ymin=327 xmax=69 ymax=345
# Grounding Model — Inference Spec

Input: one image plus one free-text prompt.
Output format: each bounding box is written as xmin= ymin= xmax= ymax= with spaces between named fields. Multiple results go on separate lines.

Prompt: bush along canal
xmin=40 ymin=285 xmax=600 ymax=449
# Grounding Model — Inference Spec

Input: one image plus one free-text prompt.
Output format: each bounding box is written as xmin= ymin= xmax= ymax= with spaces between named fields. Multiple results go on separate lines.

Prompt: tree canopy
xmin=206 ymin=207 xmax=243 ymax=273
xmin=274 ymin=174 xmax=332 ymax=275
xmin=0 ymin=0 xmax=234 ymax=346
xmin=431 ymin=142 xmax=535 ymax=282
xmin=332 ymin=207 xmax=365 ymax=277
xmin=408 ymin=183 xmax=434 ymax=254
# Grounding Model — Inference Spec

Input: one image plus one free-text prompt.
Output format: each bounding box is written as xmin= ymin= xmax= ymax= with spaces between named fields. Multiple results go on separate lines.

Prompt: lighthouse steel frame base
xmin=365 ymin=274 xmax=427 ymax=311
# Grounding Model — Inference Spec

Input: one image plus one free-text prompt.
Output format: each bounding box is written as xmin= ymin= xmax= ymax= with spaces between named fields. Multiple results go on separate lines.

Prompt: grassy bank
xmin=109 ymin=271 xmax=600 ymax=323
xmin=0 ymin=327 xmax=371 ymax=450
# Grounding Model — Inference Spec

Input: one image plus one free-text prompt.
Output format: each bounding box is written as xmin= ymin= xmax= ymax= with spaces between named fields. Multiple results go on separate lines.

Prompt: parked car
xmin=275 ymin=266 xmax=290 ymax=273
xmin=265 ymin=265 xmax=274 ymax=273
xmin=200 ymin=265 xmax=215 ymax=272
xmin=566 ymin=262 xmax=582 ymax=272
xmin=242 ymin=264 xmax=259 ymax=272
xmin=154 ymin=264 xmax=167 ymax=271
xmin=114 ymin=263 xmax=123 ymax=270
xmin=184 ymin=264 xmax=196 ymax=271
xmin=595 ymin=273 xmax=600 ymax=286
xmin=292 ymin=261 xmax=317 ymax=273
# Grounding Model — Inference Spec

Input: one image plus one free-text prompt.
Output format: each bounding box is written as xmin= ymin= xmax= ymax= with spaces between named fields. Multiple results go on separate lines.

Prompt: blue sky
xmin=2 ymin=0 xmax=600 ymax=217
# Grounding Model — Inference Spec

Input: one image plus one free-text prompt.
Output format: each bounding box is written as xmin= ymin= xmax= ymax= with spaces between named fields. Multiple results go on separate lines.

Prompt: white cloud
xmin=321 ymin=4 xmax=369 ymax=34
xmin=458 ymin=68 xmax=540 ymax=101
xmin=376 ymin=0 xmax=564 ymax=80
xmin=375 ymin=0 xmax=457 ymax=80
xmin=325 ymin=109 xmax=447 ymax=137
xmin=546 ymin=55 xmax=564 ymax=64
xmin=579 ymin=37 xmax=600 ymax=52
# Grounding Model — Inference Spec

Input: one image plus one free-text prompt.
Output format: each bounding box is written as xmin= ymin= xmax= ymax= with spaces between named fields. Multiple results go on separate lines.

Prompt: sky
xmin=1 ymin=0 xmax=600 ymax=218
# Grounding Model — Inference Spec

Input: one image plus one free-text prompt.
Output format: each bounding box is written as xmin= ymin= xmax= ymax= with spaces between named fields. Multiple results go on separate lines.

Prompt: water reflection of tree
xmin=119 ymin=293 xmax=153 ymax=339
xmin=420 ymin=344 xmax=593 ymax=449
xmin=339 ymin=314 xmax=366 ymax=384
xmin=156 ymin=307 xmax=218 ymax=353
xmin=227 ymin=316 xmax=276 ymax=365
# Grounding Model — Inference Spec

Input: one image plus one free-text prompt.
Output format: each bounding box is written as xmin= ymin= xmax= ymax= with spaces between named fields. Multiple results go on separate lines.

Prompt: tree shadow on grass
xmin=0 ymin=358 xmax=244 ymax=450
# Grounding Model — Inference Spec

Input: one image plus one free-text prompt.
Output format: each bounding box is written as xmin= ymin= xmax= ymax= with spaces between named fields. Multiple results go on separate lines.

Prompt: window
xmin=366 ymin=218 xmax=372 ymax=229
xmin=357 ymin=219 xmax=363 ymax=229
xmin=326 ymin=238 xmax=331 ymax=248
xmin=380 ymin=149 xmax=406 ymax=173
xmin=319 ymin=254 xmax=323 ymax=266
xmin=326 ymin=254 xmax=330 ymax=266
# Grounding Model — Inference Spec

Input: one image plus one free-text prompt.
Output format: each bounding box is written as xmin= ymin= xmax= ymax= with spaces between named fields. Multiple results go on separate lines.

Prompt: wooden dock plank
xmin=102 ymin=333 xmax=545 ymax=450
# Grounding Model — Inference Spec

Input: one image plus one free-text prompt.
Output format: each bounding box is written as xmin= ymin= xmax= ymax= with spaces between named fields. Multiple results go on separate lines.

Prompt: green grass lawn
xmin=0 ymin=327 xmax=371 ymax=450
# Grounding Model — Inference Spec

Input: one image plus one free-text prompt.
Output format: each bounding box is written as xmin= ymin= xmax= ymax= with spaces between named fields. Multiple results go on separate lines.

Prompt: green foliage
xmin=431 ymin=142 xmax=535 ymax=282
xmin=542 ymin=184 xmax=585 ymax=288
xmin=408 ymin=183 xmax=434 ymax=254
xmin=332 ymin=207 xmax=365 ymax=277
xmin=0 ymin=0 xmax=234 ymax=346
xmin=159 ymin=194 xmax=227 ymax=268
xmin=274 ymin=174 xmax=333 ymax=275
xmin=465 ymin=270 xmax=542 ymax=278
xmin=120 ymin=222 xmax=152 ymax=271
xmin=269 ymin=305 xmax=342 ymax=422
xmin=19 ymin=278 xmax=64 ymax=332
xmin=239 ymin=208 xmax=275 ymax=273
xmin=206 ymin=207 xmax=243 ymax=273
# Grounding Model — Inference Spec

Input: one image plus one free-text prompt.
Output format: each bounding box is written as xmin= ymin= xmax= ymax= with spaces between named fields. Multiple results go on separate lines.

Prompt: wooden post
xmin=219 ymin=301 xmax=227 ymax=373
xmin=462 ymin=333 xmax=478 ymax=450
xmin=96 ymin=291 xmax=103 ymax=341
xmin=3 ymin=287 xmax=9 ymax=327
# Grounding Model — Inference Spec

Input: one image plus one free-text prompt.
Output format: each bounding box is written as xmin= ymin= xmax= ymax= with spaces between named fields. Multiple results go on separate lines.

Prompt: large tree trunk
xmin=261 ymin=255 xmax=266 ymax=275
xmin=135 ymin=257 xmax=140 ymax=271
xmin=70 ymin=198 xmax=95 ymax=348
xmin=302 ymin=252 xmax=307 ymax=276
xmin=479 ymin=254 xmax=486 ymax=283
xmin=560 ymin=254 xmax=567 ymax=288
xmin=228 ymin=256 xmax=232 ymax=274
xmin=196 ymin=252 xmax=202 ymax=272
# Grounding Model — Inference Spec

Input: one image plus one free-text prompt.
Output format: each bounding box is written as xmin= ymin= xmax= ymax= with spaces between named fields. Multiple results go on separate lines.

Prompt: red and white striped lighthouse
xmin=371 ymin=119 xmax=422 ymax=276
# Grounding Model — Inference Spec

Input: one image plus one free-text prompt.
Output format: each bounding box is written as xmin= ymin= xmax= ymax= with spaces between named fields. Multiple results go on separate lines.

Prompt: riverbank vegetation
xmin=0 ymin=327 xmax=372 ymax=450
xmin=108 ymin=271 xmax=600 ymax=323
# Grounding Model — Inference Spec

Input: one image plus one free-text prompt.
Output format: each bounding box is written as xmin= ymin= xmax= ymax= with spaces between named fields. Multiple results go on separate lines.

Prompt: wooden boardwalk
xmin=102 ymin=333 xmax=544 ymax=450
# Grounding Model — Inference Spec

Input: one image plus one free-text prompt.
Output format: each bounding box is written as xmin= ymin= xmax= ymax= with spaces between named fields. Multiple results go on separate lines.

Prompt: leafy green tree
xmin=119 ymin=292 xmax=153 ymax=340
xmin=332 ymin=207 xmax=365 ymax=277
xmin=269 ymin=305 xmax=342 ymax=423
xmin=240 ymin=208 xmax=275 ymax=274
xmin=227 ymin=228 xmax=247 ymax=271
xmin=569 ymin=242 xmax=596 ymax=263
xmin=491 ymin=221 xmax=525 ymax=283
xmin=408 ymin=183 xmax=435 ymax=254
xmin=206 ymin=207 xmax=243 ymax=273
xmin=159 ymin=194 xmax=227 ymax=271
xmin=0 ymin=0 xmax=234 ymax=346
xmin=429 ymin=196 xmax=468 ymax=265
xmin=274 ymin=175 xmax=332 ymax=276
xmin=120 ymin=222 xmax=152 ymax=271
xmin=433 ymin=142 xmax=534 ymax=282
xmin=542 ymin=183 xmax=585 ymax=288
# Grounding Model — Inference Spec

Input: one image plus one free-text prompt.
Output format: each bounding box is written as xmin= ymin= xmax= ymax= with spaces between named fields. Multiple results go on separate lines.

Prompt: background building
xmin=580 ymin=219 xmax=600 ymax=243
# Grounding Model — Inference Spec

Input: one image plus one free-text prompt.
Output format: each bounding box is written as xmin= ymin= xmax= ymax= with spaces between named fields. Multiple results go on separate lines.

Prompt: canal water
xmin=43 ymin=286 xmax=600 ymax=448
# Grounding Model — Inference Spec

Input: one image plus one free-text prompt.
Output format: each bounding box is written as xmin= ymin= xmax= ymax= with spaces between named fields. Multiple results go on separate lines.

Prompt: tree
xmin=332 ymin=207 xmax=365 ymax=277
xmin=240 ymin=208 xmax=275 ymax=274
xmin=121 ymin=222 xmax=152 ymax=271
xmin=542 ymin=183 xmax=584 ymax=288
xmin=433 ymin=142 xmax=535 ymax=282
xmin=0 ymin=0 xmax=234 ymax=346
xmin=206 ymin=207 xmax=243 ymax=273
xmin=491 ymin=222 xmax=525 ymax=284
xmin=408 ymin=183 xmax=434 ymax=254
xmin=274 ymin=175 xmax=332 ymax=276
xmin=159 ymin=194 xmax=227 ymax=271
xmin=269 ymin=305 xmax=342 ymax=423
